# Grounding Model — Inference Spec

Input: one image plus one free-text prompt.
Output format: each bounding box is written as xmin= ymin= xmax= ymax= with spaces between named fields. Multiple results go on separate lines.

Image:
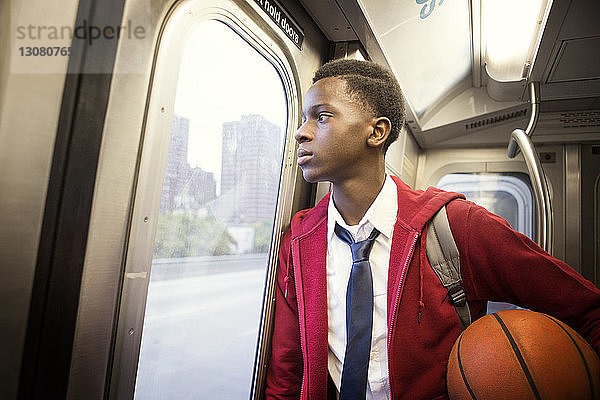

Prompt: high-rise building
xmin=175 ymin=166 xmax=217 ymax=211
xmin=160 ymin=114 xmax=216 ymax=213
xmin=219 ymin=114 xmax=282 ymax=224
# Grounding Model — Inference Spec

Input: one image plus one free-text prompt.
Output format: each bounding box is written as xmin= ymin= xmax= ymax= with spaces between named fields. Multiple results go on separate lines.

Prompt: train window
xmin=436 ymin=173 xmax=534 ymax=238
xmin=134 ymin=20 xmax=286 ymax=399
xmin=436 ymin=173 xmax=534 ymax=314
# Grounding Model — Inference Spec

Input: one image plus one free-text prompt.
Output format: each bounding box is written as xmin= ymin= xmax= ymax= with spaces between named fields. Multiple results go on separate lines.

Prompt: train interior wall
xmin=0 ymin=1 xmax=79 ymax=398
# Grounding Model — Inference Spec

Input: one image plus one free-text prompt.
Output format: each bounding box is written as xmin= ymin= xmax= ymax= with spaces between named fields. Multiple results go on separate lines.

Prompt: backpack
xmin=425 ymin=206 xmax=472 ymax=330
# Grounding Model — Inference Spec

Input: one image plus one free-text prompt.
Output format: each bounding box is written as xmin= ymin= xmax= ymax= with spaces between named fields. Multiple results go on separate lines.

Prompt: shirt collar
xmin=327 ymin=175 xmax=398 ymax=242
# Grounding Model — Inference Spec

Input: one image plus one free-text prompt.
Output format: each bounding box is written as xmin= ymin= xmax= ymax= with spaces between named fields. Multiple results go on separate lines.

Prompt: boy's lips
xmin=297 ymin=148 xmax=313 ymax=166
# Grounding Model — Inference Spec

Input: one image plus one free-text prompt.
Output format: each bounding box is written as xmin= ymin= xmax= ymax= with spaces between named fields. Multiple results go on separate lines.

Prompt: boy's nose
xmin=294 ymin=122 xmax=311 ymax=143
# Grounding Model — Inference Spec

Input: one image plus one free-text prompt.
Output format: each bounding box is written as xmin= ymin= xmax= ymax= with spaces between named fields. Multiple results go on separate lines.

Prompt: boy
xmin=265 ymin=59 xmax=600 ymax=399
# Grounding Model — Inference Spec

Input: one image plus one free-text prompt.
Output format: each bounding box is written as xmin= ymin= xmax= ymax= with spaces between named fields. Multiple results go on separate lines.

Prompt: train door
xmin=581 ymin=144 xmax=600 ymax=286
xmin=12 ymin=0 xmax=327 ymax=399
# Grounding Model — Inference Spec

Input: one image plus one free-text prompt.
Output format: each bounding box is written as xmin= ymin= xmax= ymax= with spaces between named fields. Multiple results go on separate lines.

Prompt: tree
xmin=153 ymin=212 xmax=237 ymax=258
xmin=253 ymin=219 xmax=273 ymax=254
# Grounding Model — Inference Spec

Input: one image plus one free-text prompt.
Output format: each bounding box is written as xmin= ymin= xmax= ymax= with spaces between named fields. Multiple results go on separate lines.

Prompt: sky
xmin=173 ymin=20 xmax=287 ymax=187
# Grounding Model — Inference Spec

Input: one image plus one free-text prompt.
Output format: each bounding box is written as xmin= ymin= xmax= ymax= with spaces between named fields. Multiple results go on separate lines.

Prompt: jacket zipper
xmin=291 ymin=242 xmax=307 ymax=399
xmin=387 ymin=232 xmax=420 ymax=400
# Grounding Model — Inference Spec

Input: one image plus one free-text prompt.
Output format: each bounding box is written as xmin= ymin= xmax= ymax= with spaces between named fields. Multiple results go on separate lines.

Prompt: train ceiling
xmin=298 ymin=0 xmax=600 ymax=148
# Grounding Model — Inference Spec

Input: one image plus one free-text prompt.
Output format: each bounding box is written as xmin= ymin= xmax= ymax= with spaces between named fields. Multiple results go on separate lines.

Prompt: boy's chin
xmin=301 ymin=168 xmax=322 ymax=184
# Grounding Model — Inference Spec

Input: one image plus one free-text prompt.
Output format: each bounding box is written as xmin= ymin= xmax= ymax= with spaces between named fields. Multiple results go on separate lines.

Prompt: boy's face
xmin=295 ymin=77 xmax=375 ymax=184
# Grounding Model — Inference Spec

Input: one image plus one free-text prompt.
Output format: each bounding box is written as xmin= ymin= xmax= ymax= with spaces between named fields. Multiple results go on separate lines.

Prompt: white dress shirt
xmin=327 ymin=175 xmax=398 ymax=400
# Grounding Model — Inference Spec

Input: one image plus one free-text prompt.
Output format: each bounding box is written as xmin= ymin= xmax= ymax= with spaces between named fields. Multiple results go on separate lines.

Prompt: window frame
xmin=420 ymin=158 xmax=538 ymax=235
xmin=108 ymin=2 xmax=301 ymax=399
xmin=436 ymin=172 xmax=535 ymax=239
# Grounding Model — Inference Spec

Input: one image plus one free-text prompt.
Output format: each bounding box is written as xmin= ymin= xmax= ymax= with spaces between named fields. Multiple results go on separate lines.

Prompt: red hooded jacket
xmin=265 ymin=176 xmax=600 ymax=399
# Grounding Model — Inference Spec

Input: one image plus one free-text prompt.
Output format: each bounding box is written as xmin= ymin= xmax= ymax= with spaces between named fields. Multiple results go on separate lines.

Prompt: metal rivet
xmin=129 ymin=328 xmax=135 ymax=335
xmin=144 ymin=216 xmax=149 ymax=223
xmin=160 ymin=107 xmax=165 ymax=113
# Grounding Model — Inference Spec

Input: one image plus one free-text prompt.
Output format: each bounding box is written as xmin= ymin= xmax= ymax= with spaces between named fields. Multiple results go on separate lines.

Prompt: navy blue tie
xmin=335 ymin=222 xmax=380 ymax=400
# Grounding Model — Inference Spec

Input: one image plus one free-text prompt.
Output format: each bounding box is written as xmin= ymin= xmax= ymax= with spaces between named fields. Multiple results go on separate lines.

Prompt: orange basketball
xmin=447 ymin=309 xmax=600 ymax=400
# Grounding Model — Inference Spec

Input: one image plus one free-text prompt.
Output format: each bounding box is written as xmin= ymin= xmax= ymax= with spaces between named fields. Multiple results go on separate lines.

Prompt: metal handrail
xmin=507 ymin=82 xmax=553 ymax=254
xmin=508 ymin=82 xmax=540 ymax=158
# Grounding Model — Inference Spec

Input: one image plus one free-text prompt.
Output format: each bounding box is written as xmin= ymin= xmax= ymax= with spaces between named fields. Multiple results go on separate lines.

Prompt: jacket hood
xmin=289 ymin=176 xmax=465 ymax=239
xmin=390 ymin=176 xmax=465 ymax=232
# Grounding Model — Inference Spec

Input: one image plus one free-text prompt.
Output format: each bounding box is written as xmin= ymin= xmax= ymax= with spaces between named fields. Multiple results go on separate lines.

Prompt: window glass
xmin=436 ymin=173 xmax=534 ymax=313
xmin=134 ymin=20 xmax=286 ymax=399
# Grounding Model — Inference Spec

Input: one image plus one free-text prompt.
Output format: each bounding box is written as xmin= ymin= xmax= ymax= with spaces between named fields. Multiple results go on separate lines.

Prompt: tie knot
xmin=334 ymin=222 xmax=380 ymax=263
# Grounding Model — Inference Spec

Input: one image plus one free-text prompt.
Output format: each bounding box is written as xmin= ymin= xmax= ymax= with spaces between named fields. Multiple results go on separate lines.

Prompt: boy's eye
xmin=317 ymin=113 xmax=329 ymax=122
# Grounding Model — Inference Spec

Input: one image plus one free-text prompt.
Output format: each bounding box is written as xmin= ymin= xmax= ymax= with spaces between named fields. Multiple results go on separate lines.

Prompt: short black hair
xmin=313 ymin=59 xmax=405 ymax=152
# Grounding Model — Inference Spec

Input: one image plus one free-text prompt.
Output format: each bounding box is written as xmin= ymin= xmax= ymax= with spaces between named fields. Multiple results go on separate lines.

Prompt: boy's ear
xmin=367 ymin=117 xmax=391 ymax=149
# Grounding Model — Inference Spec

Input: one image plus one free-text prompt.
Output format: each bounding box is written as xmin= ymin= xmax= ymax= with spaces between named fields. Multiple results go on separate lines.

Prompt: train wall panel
xmin=0 ymin=1 xmax=79 ymax=399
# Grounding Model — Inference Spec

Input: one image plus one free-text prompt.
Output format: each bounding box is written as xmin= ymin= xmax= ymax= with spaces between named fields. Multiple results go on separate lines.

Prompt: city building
xmin=219 ymin=114 xmax=282 ymax=225
xmin=160 ymin=114 xmax=216 ymax=213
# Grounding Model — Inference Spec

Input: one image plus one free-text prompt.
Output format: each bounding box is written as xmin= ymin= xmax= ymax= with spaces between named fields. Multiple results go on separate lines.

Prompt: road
xmin=134 ymin=256 xmax=268 ymax=400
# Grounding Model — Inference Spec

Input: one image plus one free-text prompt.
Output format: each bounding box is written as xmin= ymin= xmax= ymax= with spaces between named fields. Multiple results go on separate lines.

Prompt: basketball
xmin=447 ymin=309 xmax=600 ymax=400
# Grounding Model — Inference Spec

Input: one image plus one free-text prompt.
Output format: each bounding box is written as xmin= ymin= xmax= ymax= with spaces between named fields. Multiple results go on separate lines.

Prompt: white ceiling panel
xmin=357 ymin=0 xmax=472 ymax=116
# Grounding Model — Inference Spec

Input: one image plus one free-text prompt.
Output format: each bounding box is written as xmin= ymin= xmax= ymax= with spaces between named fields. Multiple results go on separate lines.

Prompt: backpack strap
xmin=426 ymin=206 xmax=471 ymax=330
